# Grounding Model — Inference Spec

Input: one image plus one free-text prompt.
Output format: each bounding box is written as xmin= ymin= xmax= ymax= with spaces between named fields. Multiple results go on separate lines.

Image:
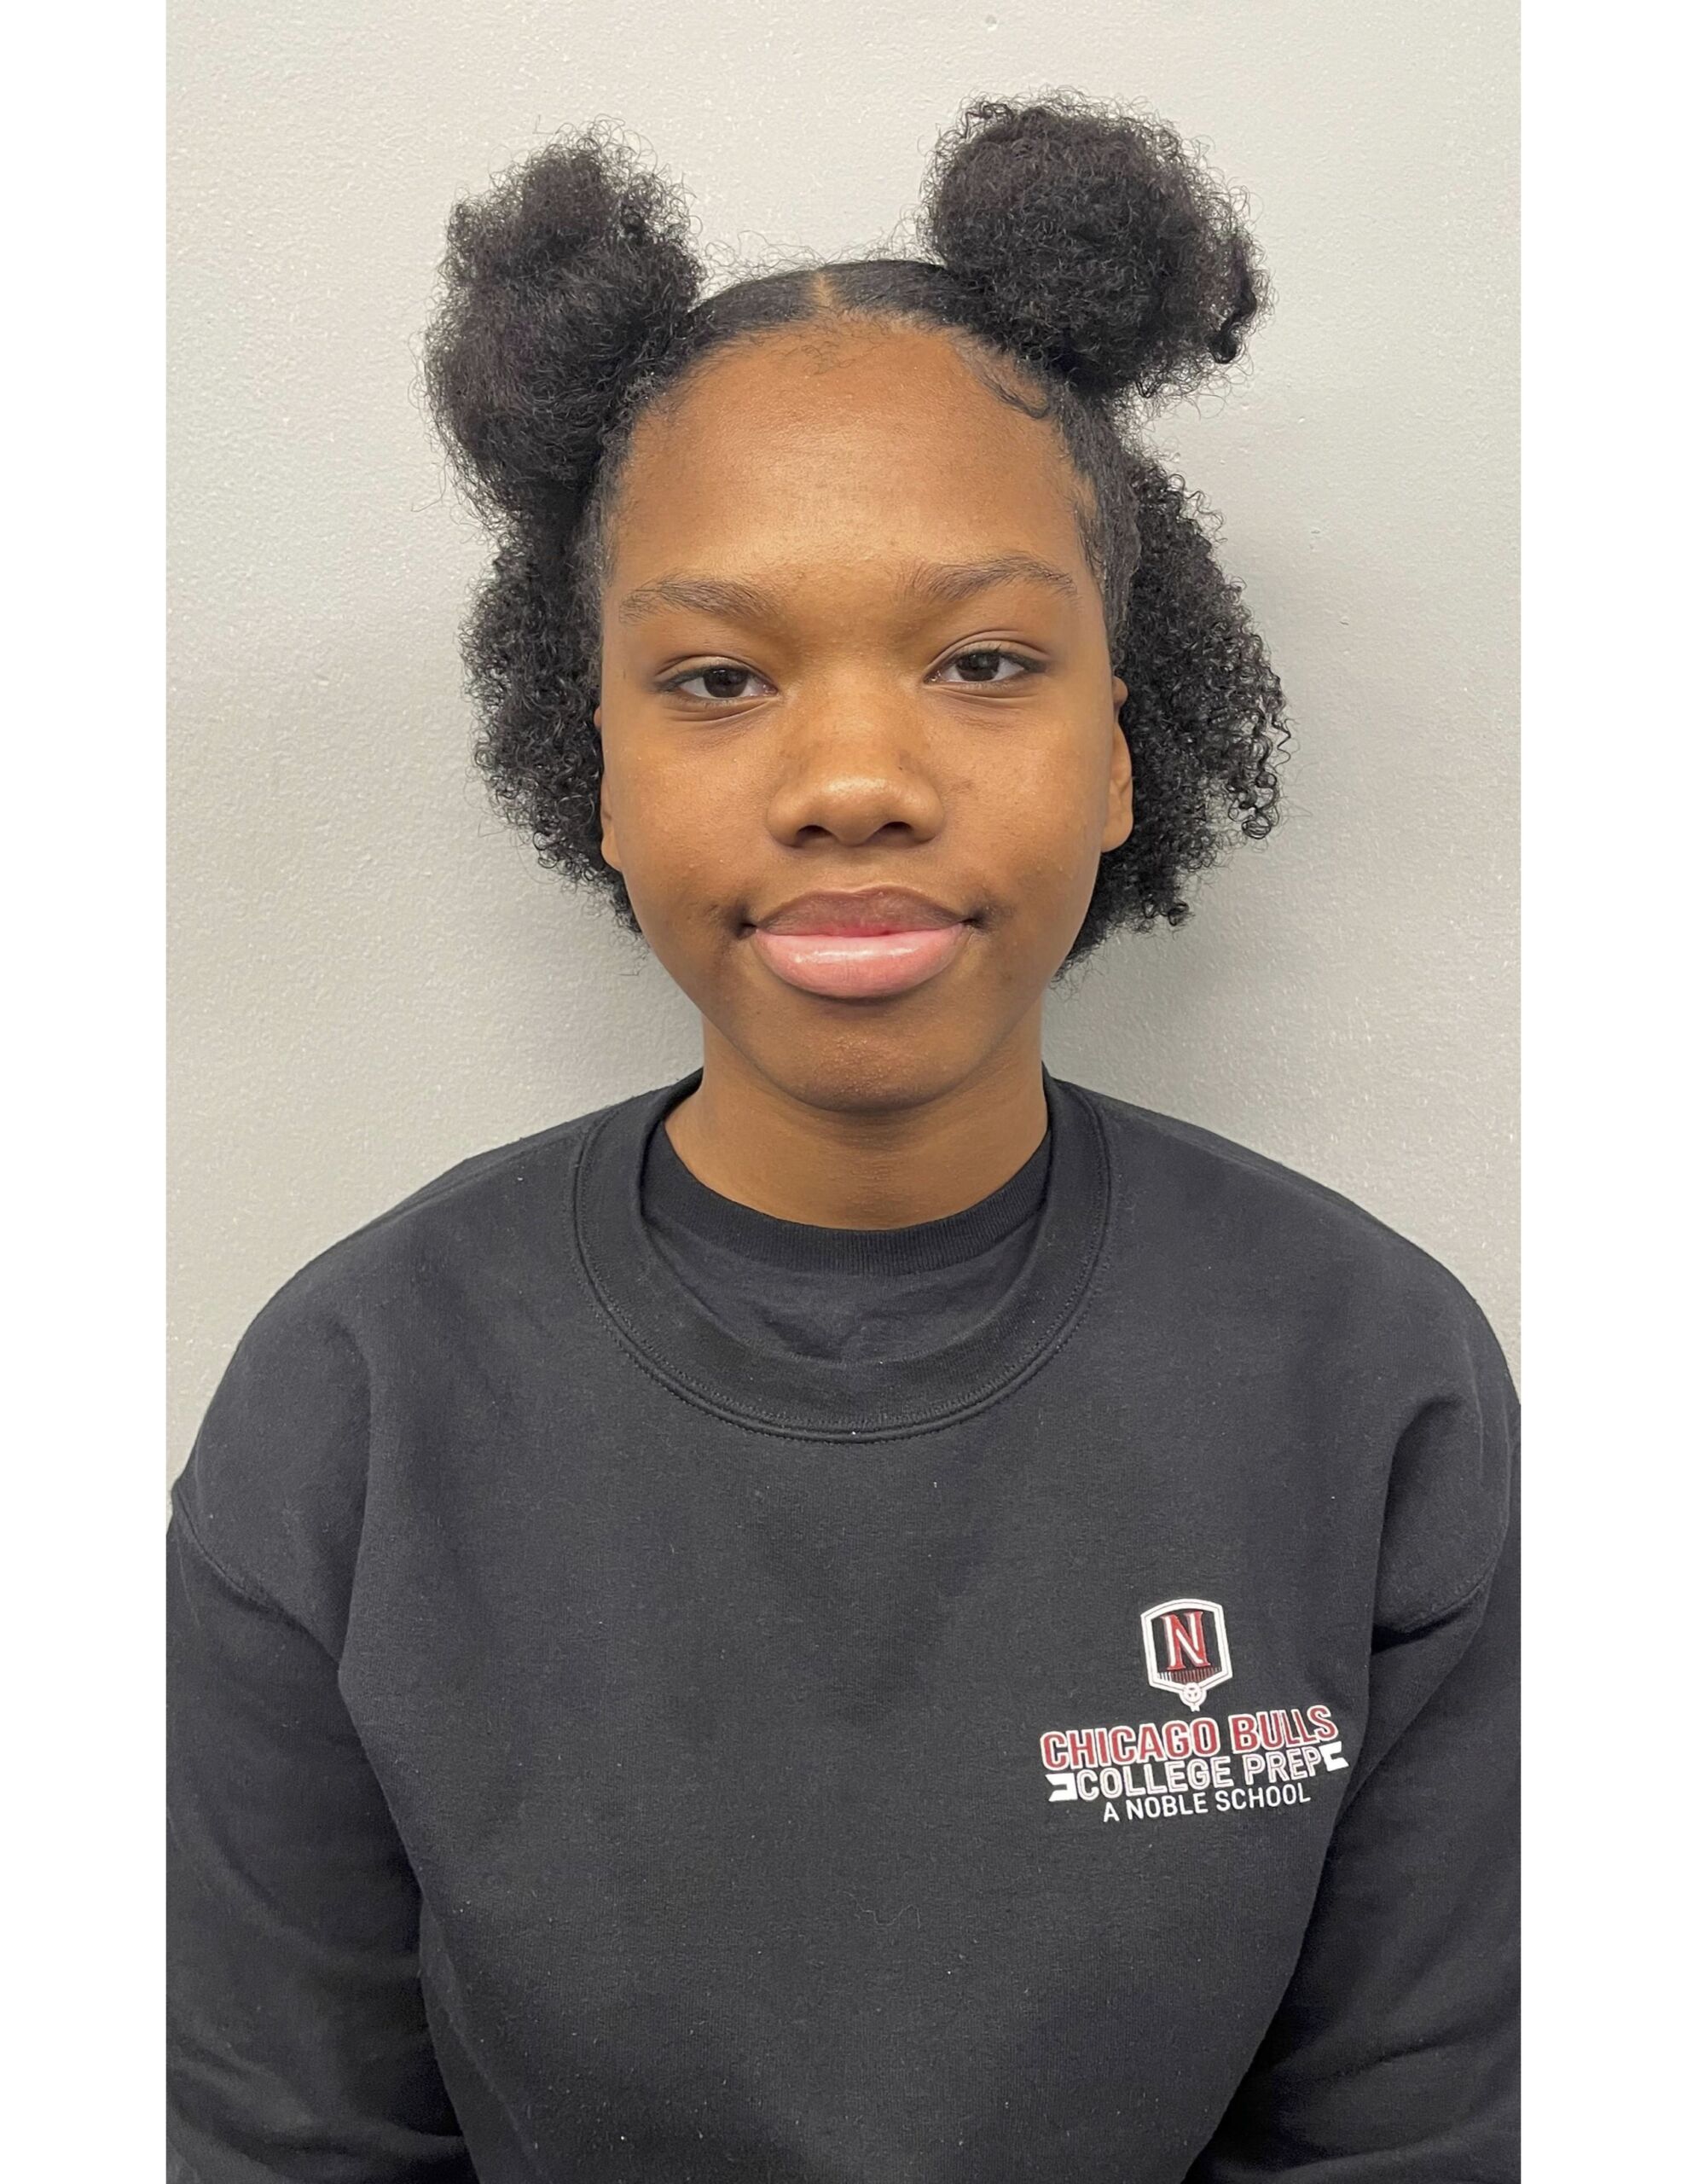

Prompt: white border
xmin=1521 ymin=3 xmax=1682 ymax=2172
xmin=5 ymin=2 xmax=1679 ymax=2170
xmin=6 ymin=3 xmax=162 ymax=2167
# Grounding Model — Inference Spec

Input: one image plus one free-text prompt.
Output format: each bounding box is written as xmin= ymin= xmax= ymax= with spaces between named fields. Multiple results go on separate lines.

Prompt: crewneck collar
xmin=571 ymin=1065 xmax=1112 ymax=1441
xmin=642 ymin=1101 xmax=1050 ymax=1277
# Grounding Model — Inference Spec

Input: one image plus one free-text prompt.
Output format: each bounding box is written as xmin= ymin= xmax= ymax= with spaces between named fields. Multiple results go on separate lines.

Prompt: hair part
xmin=570 ymin=269 xmax=1136 ymax=654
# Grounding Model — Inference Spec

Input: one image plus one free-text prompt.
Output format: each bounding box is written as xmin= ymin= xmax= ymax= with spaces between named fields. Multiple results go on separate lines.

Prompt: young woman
xmin=167 ymin=95 xmax=1519 ymax=2184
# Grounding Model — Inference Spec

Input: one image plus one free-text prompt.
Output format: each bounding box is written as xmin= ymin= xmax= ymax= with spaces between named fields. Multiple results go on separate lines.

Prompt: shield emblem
xmin=1140 ymin=1597 xmax=1232 ymax=1711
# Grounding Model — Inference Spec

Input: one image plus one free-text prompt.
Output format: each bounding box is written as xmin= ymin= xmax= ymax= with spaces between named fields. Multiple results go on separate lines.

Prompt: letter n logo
xmin=1140 ymin=1597 xmax=1232 ymax=1712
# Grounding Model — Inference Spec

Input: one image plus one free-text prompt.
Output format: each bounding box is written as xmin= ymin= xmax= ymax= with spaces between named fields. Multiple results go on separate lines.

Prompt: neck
xmin=661 ymin=1013 xmax=1050 ymax=1229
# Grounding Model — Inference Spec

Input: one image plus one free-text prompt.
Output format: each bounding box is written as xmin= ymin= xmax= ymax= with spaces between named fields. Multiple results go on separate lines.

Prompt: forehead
xmin=606 ymin=322 xmax=1087 ymax=586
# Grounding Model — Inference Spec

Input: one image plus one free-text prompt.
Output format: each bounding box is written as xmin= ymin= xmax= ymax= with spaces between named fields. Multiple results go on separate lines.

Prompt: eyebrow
xmin=615 ymin=552 xmax=1080 ymax=628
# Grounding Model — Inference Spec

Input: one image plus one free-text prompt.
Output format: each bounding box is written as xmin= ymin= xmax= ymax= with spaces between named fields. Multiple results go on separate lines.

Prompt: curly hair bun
xmin=422 ymin=125 xmax=703 ymax=532
xmin=918 ymin=93 xmax=1268 ymax=405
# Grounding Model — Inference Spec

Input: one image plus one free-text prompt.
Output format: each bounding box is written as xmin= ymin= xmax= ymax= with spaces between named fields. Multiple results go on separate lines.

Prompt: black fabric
xmin=641 ymin=1082 xmax=1050 ymax=1362
xmin=576 ymin=1066 xmax=1104 ymax=1436
xmin=167 ymin=1068 xmax=1520 ymax=2184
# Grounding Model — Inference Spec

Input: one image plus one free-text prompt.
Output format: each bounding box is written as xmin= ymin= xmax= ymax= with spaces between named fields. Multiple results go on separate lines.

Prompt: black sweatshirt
xmin=166 ymin=1066 xmax=1520 ymax=2183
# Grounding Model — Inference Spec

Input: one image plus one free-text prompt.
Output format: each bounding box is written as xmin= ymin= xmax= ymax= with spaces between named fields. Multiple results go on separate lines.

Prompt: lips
xmin=747 ymin=887 xmax=975 ymax=1001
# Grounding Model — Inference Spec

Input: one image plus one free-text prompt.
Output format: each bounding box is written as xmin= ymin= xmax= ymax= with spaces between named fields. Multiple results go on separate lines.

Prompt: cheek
xmin=976 ymin=733 xmax=1113 ymax=888
xmin=606 ymin=737 xmax=699 ymax=844
xmin=609 ymin=752 xmax=747 ymax=924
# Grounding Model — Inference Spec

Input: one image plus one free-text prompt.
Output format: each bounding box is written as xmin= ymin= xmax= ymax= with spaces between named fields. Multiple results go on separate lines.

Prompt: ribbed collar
xmin=642 ymin=1100 xmax=1050 ymax=1276
xmin=570 ymin=1066 xmax=1113 ymax=1441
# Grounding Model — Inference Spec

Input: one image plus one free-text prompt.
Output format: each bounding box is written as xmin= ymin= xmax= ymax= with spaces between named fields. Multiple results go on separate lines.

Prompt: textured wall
xmin=168 ymin=0 xmax=1519 ymax=1470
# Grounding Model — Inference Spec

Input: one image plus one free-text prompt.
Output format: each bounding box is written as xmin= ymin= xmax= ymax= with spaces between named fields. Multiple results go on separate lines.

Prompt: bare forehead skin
xmin=603 ymin=321 xmax=1093 ymax=607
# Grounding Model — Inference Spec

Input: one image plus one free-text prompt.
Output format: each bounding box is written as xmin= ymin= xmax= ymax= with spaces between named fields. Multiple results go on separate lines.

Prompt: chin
xmin=723 ymin=1014 xmax=1011 ymax=1117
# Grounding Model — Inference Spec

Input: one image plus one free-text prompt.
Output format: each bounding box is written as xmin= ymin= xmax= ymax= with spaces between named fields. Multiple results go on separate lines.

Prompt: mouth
xmin=745 ymin=886 xmax=977 ymax=1002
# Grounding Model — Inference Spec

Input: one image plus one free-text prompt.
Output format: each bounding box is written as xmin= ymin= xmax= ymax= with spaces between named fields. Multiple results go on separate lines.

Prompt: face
xmin=594 ymin=320 xmax=1132 ymax=1114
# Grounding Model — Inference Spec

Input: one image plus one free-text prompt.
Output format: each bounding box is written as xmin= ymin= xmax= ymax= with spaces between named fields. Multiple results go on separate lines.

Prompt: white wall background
xmin=168 ymin=0 xmax=1519 ymax=1470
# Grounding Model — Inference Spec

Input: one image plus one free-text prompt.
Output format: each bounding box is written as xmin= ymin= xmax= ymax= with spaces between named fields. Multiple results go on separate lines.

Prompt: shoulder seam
xmin=1390 ymin=1537 xmax=1504 ymax=1637
xmin=168 ymin=1488 xmax=293 ymax=1623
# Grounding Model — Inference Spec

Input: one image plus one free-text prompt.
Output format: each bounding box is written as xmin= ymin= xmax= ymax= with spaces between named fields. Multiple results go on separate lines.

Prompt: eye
xmin=658 ymin=664 xmax=773 ymax=704
xmin=933 ymin=648 xmax=1046 ymax=687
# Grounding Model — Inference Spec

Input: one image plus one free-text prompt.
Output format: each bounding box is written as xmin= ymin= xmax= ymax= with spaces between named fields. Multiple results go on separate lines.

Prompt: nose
xmin=762 ymin=690 xmax=946 ymax=848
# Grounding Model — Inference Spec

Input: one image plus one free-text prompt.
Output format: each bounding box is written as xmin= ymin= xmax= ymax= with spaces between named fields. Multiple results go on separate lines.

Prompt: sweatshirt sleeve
xmin=166 ymin=1289 xmax=477 ymax=2184
xmin=1184 ymin=1292 xmax=1521 ymax=2184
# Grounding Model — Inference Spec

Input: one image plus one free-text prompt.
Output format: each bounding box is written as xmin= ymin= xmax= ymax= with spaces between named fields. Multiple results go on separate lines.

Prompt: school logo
xmin=1037 ymin=1598 xmax=1346 ymax=1827
xmin=1140 ymin=1597 xmax=1232 ymax=1711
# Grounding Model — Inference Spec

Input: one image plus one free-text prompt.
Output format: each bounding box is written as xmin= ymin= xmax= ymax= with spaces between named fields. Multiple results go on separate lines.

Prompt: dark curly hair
xmin=421 ymin=91 xmax=1290 ymax=971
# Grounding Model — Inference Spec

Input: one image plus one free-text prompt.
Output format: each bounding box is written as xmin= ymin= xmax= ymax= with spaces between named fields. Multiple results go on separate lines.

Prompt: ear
xmin=594 ymin=703 xmax=622 ymax=873
xmin=1101 ymin=677 xmax=1133 ymax=852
